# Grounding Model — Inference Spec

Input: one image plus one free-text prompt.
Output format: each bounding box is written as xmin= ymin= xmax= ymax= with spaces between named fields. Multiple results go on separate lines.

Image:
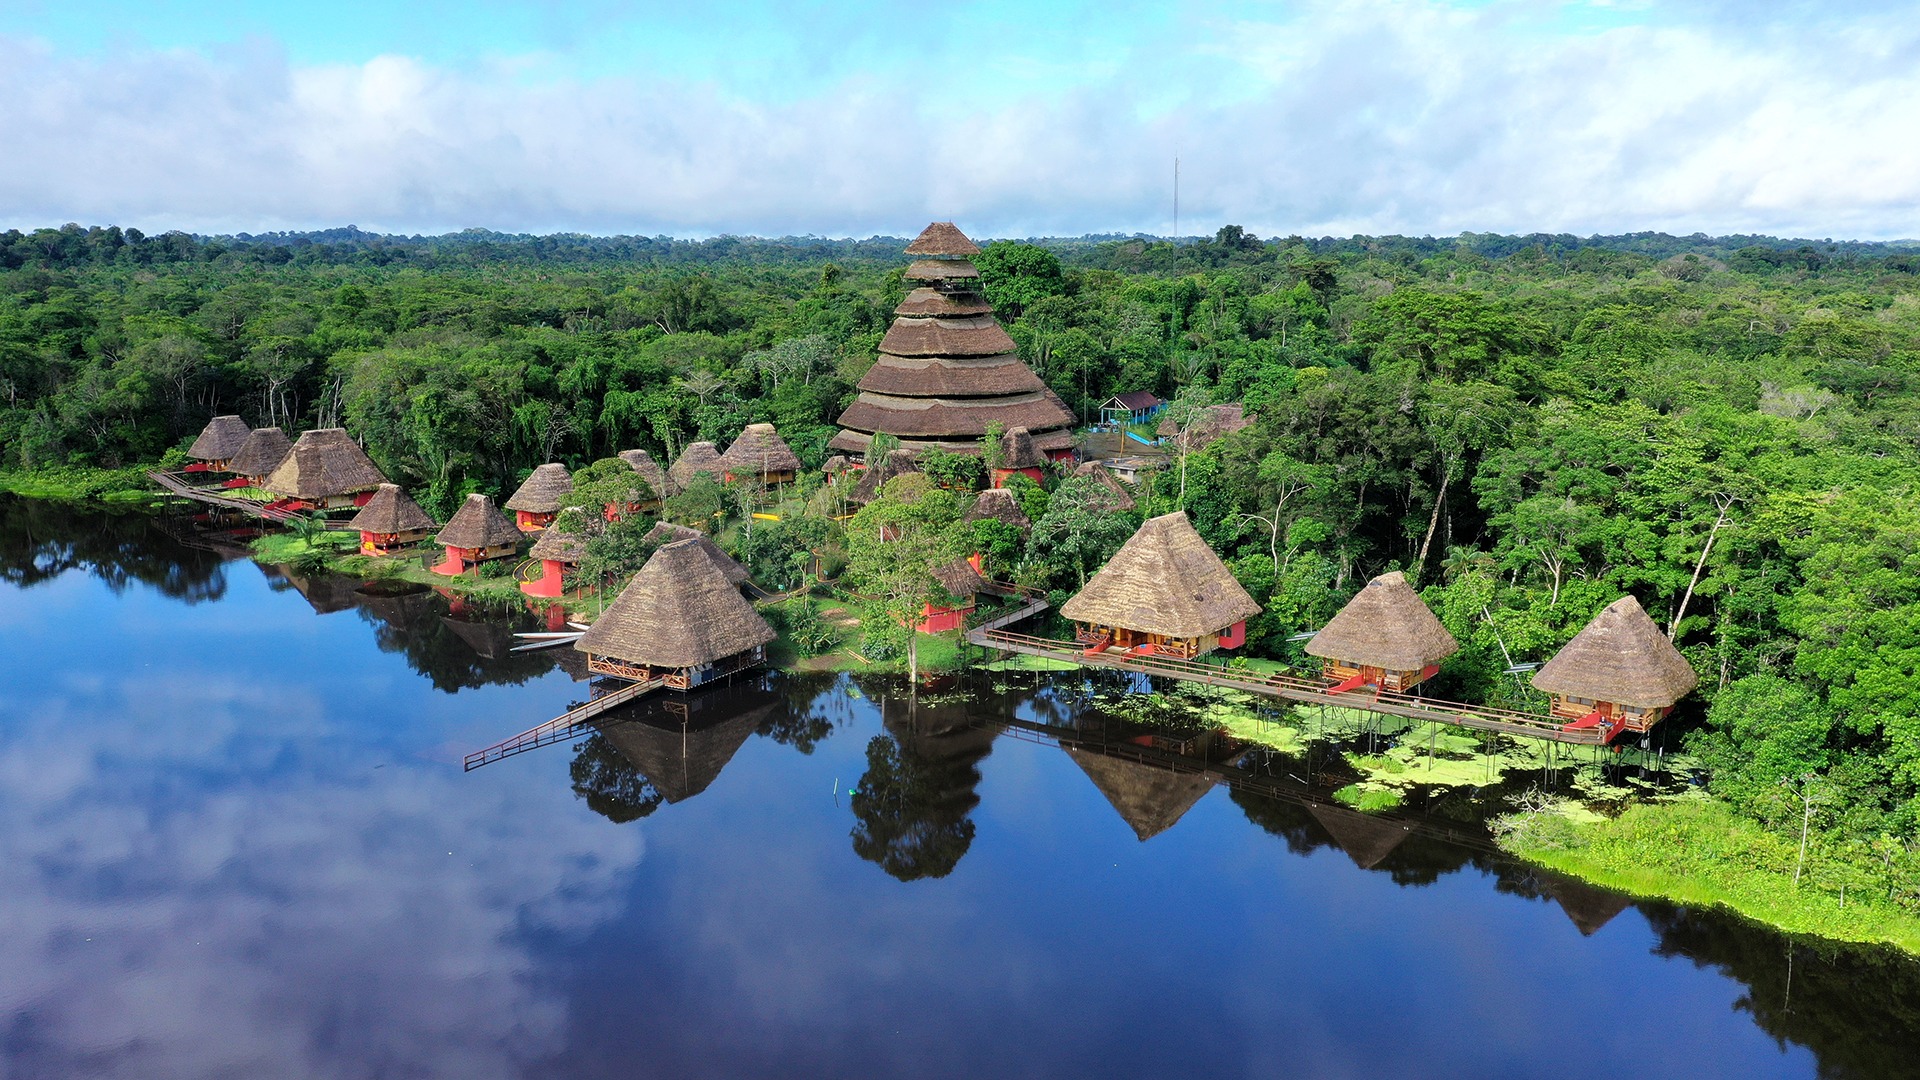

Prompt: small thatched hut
xmin=226 ymin=427 xmax=294 ymax=487
xmin=618 ymin=449 xmax=672 ymax=503
xmin=850 ymin=448 xmax=919 ymax=505
xmin=991 ymin=425 xmax=1047 ymax=487
xmin=669 ymin=441 xmax=725 ymax=491
xmin=964 ymin=487 xmax=1031 ymax=532
xmin=1158 ymin=403 xmax=1251 ymax=452
xmin=1305 ymin=571 xmax=1458 ymax=693
xmin=262 ymin=428 xmax=388 ymax=508
xmin=574 ymin=538 xmax=776 ymax=690
xmin=504 ymin=463 xmax=573 ymax=531
xmin=1531 ymin=596 xmax=1699 ymax=737
xmin=433 ymin=493 xmax=523 ymax=576
xmin=186 ymin=415 xmax=251 ymax=471
xmin=1059 ymin=511 xmax=1260 ymax=659
xmin=1071 ymin=461 xmax=1137 ymax=512
xmin=521 ymin=525 xmax=587 ymax=598
xmin=1065 ymin=747 xmax=1214 ymax=842
xmin=348 ymin=484 xmax=435 ymax=555
xmin=918 ymin=556 xmax=986 ymax=633
xmin=643 ymin=522 xmax=751 ymax=587
xmin=719 ymin=423 xmax=802 ymax=484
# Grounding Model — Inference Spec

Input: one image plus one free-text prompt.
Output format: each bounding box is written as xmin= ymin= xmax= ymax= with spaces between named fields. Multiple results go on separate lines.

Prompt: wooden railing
xmin=463 ymin=677 xmax=665 ymax=770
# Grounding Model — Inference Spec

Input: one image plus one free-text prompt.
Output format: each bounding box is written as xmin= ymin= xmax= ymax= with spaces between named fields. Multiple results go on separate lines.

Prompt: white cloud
xmin=1 ymin=1 xmax=1917 ymax=239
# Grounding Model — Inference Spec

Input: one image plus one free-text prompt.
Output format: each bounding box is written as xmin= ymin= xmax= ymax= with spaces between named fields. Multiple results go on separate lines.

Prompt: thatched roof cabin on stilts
xmin=642 ymin=522 xmax=751 ymax=587
xmin=719 ymin=423 xmax=802 ymax=484
xmin=262 ymin=428 xmax=388 ymax=509
xmin=348 ymin=484 xmax=436 ymax=555
xmin=433 ymin=493 xmax=523 ymax=576
xmin=832 ymin=223 xmax=1075 ymax=462
xmin=1530 ymin=595 xmax=1699 ymax=741
xmin=186 ymin=415 xmax=251 ymax=472
xmin=1305 ymin=571 xmax=1458 ymax=694
xmin=522 ymin=525 xmax=587 ymax=598
xmin=1060 ymin=510 xmax=1260 ymax=659
xmin=504 ymin=463 xmax=573 ymax=531
xmin=918 ymin=556 xmax=987 ymax=634
xmin=226 ymin=427 xmax=294 ymax=488
xmin=1064 ymin=747 xmax=1214 ymax=842
xmin=574 ymin=538 xmax=776 ymax=690
xmin=669 ymin=441 xmax=726 ymax=491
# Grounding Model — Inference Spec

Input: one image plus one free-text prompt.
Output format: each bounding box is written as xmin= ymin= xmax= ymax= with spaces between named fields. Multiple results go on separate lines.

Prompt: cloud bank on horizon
xmin=4 ymin=0 xmax=1918 ymax=240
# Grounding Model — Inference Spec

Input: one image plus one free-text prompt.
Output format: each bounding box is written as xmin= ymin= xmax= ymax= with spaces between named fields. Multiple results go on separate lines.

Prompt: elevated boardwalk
xmin=966 ymin=624 xmax=1608 ymax=747
xmin=148 ymin=470 xmax=357 ymax=528
xmin=463 ymin=676 xmax=664 ymax=770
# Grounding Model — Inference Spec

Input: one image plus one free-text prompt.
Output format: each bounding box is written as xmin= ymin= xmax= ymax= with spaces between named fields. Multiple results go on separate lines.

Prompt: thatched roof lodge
xmin=618 ymin=449 xmax=672 ymax=501
xmin=918 ymin=556 xmax=986 ymax=634
xmin=1304 ymin=571 xmax=1459 ymax=693
xmin=504 ymin=463 xmax=573 ymax=531
xmin=832 ymin=223 xmax=1075 ymax=460
xmin=963 ymin=487 xmax=1031 ymax=532
xmin=187 ymin=415 xmax=251 ymax=470
xmin=1531 ymin=595 xmax=1699 ymax=737
xmin=1071 ymin=460 xmax=1137 ymax=512
xmin=262 ymin=428 xmax=388 ymax=508
xmin=643 ymin=521 xmax=752 ymax=586
xmin=719 ymin=423 xmax=802 ymax=484
xmin=1060 ymin=511 xmax=1260 ymax=659
xmin=669 ymin=441 xmax=725 ymax=491
xmin=226 ymin=427 xmax=294 ymax=486
xmin=991 ymin=426 xmax=1047 ymax=486
xmin=433 ymin=493 xmax=523 ymax=576
xmin=574 ymin=538 xmax=776 ymax=690
xmin=1065 ymin=747 xmax=1213 ymax=842
xmin=348 ymin=484 xmax=435 ymax=555
xmin=522 ymin=525 xmax=587 ymax=599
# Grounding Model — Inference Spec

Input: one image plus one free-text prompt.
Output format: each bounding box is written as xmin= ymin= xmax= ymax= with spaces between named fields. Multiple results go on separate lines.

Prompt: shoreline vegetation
xmin=9 ymin=224 xmax=1920 ymax=960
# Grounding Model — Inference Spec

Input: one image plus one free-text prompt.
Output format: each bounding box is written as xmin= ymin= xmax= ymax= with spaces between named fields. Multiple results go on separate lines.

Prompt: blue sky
xmin=3 ymin=1 xmax=1918 ymax=238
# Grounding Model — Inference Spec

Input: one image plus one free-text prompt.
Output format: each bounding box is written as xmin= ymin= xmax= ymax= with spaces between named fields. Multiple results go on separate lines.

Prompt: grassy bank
xmin=248 ymin=532 xmax=532 ymax=603
xmin=1499 ymin=799 xmax=1920 ymax=954
xmin=0 ymin=465 xmax=163 ymax=503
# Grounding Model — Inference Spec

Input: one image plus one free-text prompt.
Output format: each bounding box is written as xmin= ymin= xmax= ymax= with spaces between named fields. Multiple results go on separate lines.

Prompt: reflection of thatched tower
xmin=852 ymin=690 xmax=999 ymax=881
xmin=1305 ymin=571 xmax=1458 ymax=693
xmin=1305 ymin=803 xmax=1413 ymax=870
xmin=1064 ymin=747 xmax=1213 ymax=842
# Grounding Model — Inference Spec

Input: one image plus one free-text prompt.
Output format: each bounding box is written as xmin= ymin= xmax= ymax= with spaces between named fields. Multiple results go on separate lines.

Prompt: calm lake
xmin=3 ymin=496 xmax=1917 ymax=1079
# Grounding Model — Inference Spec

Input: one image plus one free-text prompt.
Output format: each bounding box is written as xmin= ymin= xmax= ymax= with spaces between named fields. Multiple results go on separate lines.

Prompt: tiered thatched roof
xmin=529 ymin=525 xmax=587 ymax=564
xmin=643 ymin=522 xmax=751 ymax=585
xmin=1530 ymin=596 xmax=1699 ymax=708
xmin=668 ymin=441 xmax=725 ymax=490
xmin=997 ymin=426 xmax=1045 ymax=470
xmin=1305 ymin=571 xmax=1459 ymax=670
xmin=1307 ymin=803 xmax=1412 ymax=870
xmin=348 ymin=483 xmax=434 ymax=534
xmin=263 ymin=428 xmax=388 ymax=499
xmin=436 ymin=493 xmax=523 ymax=551
xmin=574 ymin=539 xmax=776 ymax=669
xmin=1060 ymin=511 xmax=1260 ymax=638
xmin=504 ymin=463 xmax=573 ymax=513
xmin=617 ymin=449 xmax=671 ymax=498
xmin=1071 ymin=461 xmax=1137 ymax=512
xmin=833 ymin=222 xmax=1073 ymax=457
xmin=1065 ymin=748 xmax=1213 ymax=841
xmin=719 ymin=423 xmax=802 ymax=477
xmin=964 ymin=488 xmax=1031 ymax=531
xmin=850 ymin=448 xmax=920 ymax=504
xmin=187 ymin=415 xmax=251 ymax=461
xmin=227 ymin=427 xmax=294 ymax=480
xmin=1159 ymin=403 xmax=1252 ymax=450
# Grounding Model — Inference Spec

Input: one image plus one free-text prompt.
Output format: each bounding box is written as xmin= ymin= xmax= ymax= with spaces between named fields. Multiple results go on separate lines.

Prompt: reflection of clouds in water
xmin=0 ymin=672 xmax=641 ymax=1080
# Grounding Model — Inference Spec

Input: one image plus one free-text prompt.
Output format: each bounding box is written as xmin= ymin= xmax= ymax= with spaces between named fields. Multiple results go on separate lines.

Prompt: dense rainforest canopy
xmin=9 ymin=219 xmax=1920 ymax=900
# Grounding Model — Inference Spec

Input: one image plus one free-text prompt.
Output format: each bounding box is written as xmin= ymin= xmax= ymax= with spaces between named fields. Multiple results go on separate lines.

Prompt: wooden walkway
xmin=148 ymin=470 xmax=356 ymax=528
xmin=967 ymin=625 xmax=1609 ymax=746
xmin=463 ymin=676 xmax=664 ymax=770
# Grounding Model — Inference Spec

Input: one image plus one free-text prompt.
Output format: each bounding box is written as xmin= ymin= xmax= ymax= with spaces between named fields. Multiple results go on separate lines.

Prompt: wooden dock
xmin=463 ymin=676 xmax=665 ymax=770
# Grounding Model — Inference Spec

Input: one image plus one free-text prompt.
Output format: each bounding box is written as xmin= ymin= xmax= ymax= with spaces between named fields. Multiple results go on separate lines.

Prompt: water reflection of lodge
xmin=590 ymin=681 xmax=780 ymax=805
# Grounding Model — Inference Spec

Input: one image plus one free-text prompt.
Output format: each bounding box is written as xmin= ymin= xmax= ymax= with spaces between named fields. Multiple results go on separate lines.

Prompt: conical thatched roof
xmin=263 ymin=428 xmax=388 ymax=500
xmin=504 ymin=463 xmax=573 ymax=513
xmin=823 ymin=455 xmax=852 ymax=476
xmin=997 ymin=425 xmax=1045 ymax=470
xmin=643 ymin=521 xmax=751 ymax=585
xmin=1071 ymin=461 xmax=1136 ymax=512
xmin=1531 ymin=595 xmax=1700 ymax=708
xmin=719 ymin=423 xmax=802 ymax=476
xmin=436 ymin=493 xmax=523 ymax=550
xmin=227 ymin=427 xmax=294 ymax=479
xmin=931 ymin=557 xmax=985 ymax=601
xmin=187 ymin=415 xmax=250 ymax=461
xmin=1305 ymin=571 xmax=1459 ymax=670
xmin=1158 ymin=403 xmax=1252 ymax=450
xmin=529 ymin=526 xmax=587 ymax=563
xmin=964 ymin=487 xmax=1030 ymax=531
xmin=575 ymin=539 xmax=775 ymax=669
xmin=1306 ymin=803 xmax=1412 ymax=870
xmin=1060 ymin=512 xmax=1260 ymax=638
xmin=595 ymin=705 xmax=770 ymax=803
xmin=904 ymin=221 xmax=982 ymax=257
xmin=669 ymin=441 xmax=725 ymax=490
xmin=1065 ymin=748 xmax=1213 ymax=841
xmin=850 ymin=448 xmax=919 ymax=504
xmin=348 ymin=483 xmax=434 ymax=534
xmin=617 ymin=449 xmax=671 ymax=498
